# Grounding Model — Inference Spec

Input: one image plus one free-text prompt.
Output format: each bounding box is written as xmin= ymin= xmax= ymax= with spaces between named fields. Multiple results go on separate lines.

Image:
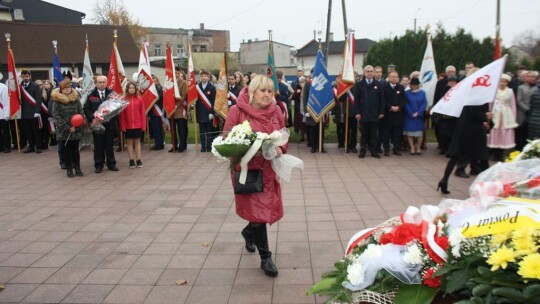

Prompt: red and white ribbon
xmin=21 ymin=85 xmax=48 ymax=115
xmin=196 ymin=85 xmax=212 ymax=111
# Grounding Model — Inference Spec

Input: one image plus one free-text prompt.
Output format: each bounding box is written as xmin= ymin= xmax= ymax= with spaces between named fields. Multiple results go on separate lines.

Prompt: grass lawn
xmin=154 ymin=113 xmax=437 ymax=146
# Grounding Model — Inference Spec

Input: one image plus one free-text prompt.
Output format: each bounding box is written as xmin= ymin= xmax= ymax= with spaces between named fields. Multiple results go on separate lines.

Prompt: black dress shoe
xmin=371 ymin=152 xmax=381 ymax=159
xmin=200 ymin=148 xmax=206 ymax=152
xmin=168 ymin=148 xmax=176 ymax=152
xmin=108 ymin=166 xmax=119 ymax=171
xmin=95 ymin=167 xmax=103 ymax=173
xmin=3 ymin=149 xmax=10 ymax=153
xmin=35 ymin=149 xmax=42 ymax=154
xmin=454 ymin=170 xmax=469 ymax=178
xmin=310 ymin=148 xmax=316 ymax=153
xmin=178 ymin=148 xmax=185 ymax=153
xmin=384 ymin=151 xmax=390 ymax=156
xmin=393 ymin=150 xmax=401 ymax=156
xmin=358 ymin=150 xmax=366 ymax=158
xmin=23 ymin=148 xmax=35 ymax=153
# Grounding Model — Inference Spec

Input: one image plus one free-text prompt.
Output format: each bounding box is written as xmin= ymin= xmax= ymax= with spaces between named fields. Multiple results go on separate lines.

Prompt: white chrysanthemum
xmin=403 ymin=244 xmax=422 ymax=265
xmin=347 ymin=261 xmax=365 ymax=286
xmin=448 ymin=229 xmax=465 ymax=258
xmin=362 ymin=244 xmax=382 ymax=259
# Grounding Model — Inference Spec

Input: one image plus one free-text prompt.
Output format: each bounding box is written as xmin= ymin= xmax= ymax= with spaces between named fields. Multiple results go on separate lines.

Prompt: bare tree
xmin=93 ymin=0 xmax=147 ymax=45
xmin=513 ymin=29 xmax=540 ymax=57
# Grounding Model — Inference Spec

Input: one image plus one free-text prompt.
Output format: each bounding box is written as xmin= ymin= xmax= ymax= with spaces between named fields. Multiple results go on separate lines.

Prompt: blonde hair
xmin=466 ymin=67 xmax=479 ymax=77
xmin=248 ymin=75 xmax=274 ymax=104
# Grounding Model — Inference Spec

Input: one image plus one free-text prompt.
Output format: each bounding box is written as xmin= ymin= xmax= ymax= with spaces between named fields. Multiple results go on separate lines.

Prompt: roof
xmin=240 ymin=39 xmax=293 ymax=48
xmin=12 ymin=0 xmax=85 ymax=24
xmin=296 ymin=38 xmax=375 ymax=57
xmin=0 ymin=22 xmax=139 ymax=65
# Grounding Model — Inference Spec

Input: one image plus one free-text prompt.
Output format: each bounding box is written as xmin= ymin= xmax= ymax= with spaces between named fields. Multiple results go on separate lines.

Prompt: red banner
xmin=7 ymin=48 xmax=20 ymax=119
xmin=187 ymin=44 xmax=197 ymax=107
xmin=106 ymin=44 xmax=126 ymax=95
xmin=137 ymin=43 xmax=158 ymax=114
xmin=163 ymin=44 xmax=179 ymax=118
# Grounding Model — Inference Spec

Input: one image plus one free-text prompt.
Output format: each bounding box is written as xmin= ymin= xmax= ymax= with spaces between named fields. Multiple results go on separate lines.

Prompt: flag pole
xmin=345 ymin=94 xmax=349 ymax=151
xmin=6 ymin=33 xmax=21 ymax=154
xmin=113 ymin=29 xmax=124 ymax=152
xmin=188 ymin=33 xmax=199 ymax=152
xmin=317 ymin=39 xmax=324 ymax=154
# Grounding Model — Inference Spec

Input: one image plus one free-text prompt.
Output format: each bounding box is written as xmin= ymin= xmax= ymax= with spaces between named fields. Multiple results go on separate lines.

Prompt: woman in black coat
xmin=437 ymin=104 xmax=492 ymax=194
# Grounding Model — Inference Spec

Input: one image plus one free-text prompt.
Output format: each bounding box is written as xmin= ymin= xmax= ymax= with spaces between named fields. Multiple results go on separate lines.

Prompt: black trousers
xmin=60 ymin=140 xmax=80 ymax=168
xmin=40 ymin=113 xmax=49 ymax=149
xmin=92 ymin=128 xmax=116 ymax=169
xmin=359 ymin=122 xmax=379 ymax=153
xmin=22 ymin=118 xmax=41 ymax=150
xmin=308 ymin=123 xmax=324 ymax=150
xmin=346 ymin=116 xmax=358 ymax=150
xmin=198 ymin=122 xmax=214 ymax=150
xmin=336 ymin=123 xmax=345 ymax=147
xmin=171 ymin=118 xmax=188 ymax=150
xmin=379 ymin=124 xmax=402 ymax=152
xmin=515 ymin=123 xmax=528 ymax=151
xmin=0 ymin=119 xmax=11 ymax=150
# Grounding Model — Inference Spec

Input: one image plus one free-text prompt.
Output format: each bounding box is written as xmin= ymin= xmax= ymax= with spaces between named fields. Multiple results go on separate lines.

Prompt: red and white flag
xmin=137 ymin=42 xmax=158 ymax=113
xmin=431 ymin=56 xmax=507 ymax=117
xmin=187 ymin=43 xmax=198 ymax=107
xmin=6 ymin=48 xmax=20 ymax=119
xmin=163 ymin=44 xmax=180 ymax=118
xmin=336 ymin=32 xmax=355 ymax=99
xmin=107 ymin=43 xmax=126 ymax=95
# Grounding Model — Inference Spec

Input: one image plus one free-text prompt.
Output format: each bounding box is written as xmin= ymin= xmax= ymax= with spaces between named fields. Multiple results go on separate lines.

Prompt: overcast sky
xmin=45 ymin=0 xmax=539 ymax=51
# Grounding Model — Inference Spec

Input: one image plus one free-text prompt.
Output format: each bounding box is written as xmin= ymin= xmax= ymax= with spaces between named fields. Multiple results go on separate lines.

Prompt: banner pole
xmin=146 ymin=119 xmax=150 ymax=148
xmin=193 ymin=106 xmax=199 ymax=152
xmin=171 ymin=117 xmax=176 ymax=151
xmin=318 ymin=120 xmax=323 ymax=153
xmin=345 ymin=99 xmax=349 ymax=151
xmin=15 ymin=119 xmax=21 ymax=154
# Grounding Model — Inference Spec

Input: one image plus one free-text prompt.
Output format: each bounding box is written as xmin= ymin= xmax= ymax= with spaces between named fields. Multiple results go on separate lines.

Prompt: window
xmin=176 ymin=44 xmax=184 ymax=57
xmin=154 ymin=43 xmax=162 ymax=56
xmin=200 ymin=45 xmax=207 ymax=52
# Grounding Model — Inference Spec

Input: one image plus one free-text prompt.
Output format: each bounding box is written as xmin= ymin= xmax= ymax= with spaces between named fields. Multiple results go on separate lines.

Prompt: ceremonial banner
xmin=106 ymin=43 xmax=126 ymax=95
xmin=52 ymin=52 xmax=63 ymax=87
xmin=307 ymin=50 xmax=334 ymax=123
xmin=266 ymin=40 xmax=279 ymax=93
xmin=214 ymin=53 xmax=229 ymax=119
xmin=187 ymin=43 xmax=197 ymax=107
xmin=80 ymin=44 xmax=95 ymax=105
xmin=138 ymin=42 xmax=159 ymax=114
xmin=336 ymin=32 xmax=355 ymax=98
xmin=162 ymin=44 xmax=180 ymax=118
xmin=431 ymin=56 xmax=507 ymax=117
xmin=419 ymin=33 xmax=437 ymax=107
xmin=7 ymin=48 xmax=20 ymax=119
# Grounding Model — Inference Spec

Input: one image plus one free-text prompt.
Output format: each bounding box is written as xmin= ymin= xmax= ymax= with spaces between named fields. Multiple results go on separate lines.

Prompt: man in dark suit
xmin=19 ymin=70 xmax=43 ymax=154
xmin=228 ymin=74 xmax=240 ymax=107
xmin=195 ymin=70 xmax=216 ymax=152
xmin=84 ymin=75 xmax=119 ymax=173
xmin=380 ymin=71 xmax=406 ymax=155
xmin=355 ymin=65 xmax=385 ymax=158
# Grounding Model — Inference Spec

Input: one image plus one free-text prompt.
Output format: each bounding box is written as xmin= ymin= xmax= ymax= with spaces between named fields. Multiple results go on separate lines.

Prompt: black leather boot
xmin=241 ymin=224 xmax=256 ymax=253
xmin=75 ymin=165 xmax=84 ymax=177
xmin=66 ymin=166 xmax=74 ymax=178
xmin=252 ymin=224 xmax=278 ymax=277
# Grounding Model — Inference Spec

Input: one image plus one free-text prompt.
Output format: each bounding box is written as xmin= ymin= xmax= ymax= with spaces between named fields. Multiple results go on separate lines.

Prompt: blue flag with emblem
xmin=307 ymin=50 xmax=334 ymax=123
xmin=53 ymin=53 xmax=63 ymax=87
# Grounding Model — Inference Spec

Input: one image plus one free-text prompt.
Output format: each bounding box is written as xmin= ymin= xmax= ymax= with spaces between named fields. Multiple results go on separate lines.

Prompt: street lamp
xmin=414 ymin=8 xmax=421 ymax=32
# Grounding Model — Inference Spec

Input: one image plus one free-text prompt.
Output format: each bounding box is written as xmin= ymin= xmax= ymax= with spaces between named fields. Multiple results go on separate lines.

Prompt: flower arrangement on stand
xmin=309 ymin=155 xmax=540 ymax=304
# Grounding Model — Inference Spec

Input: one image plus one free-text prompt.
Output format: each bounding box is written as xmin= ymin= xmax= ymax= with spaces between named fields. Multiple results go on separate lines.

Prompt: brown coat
xmin=173 ymin=78 xmax=188 ymax=119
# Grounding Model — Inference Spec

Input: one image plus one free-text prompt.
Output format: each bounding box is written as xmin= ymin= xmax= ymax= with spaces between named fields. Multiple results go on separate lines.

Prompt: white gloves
xmin=209 ymin=114 xmax=214 ymax=120
xmin=304 ymin=113 xmax=310 ymax=118
xmin=227 ymin=100 xmax=232 ymax=106
xmin=34 ymin=113 xmax=41 ymax=118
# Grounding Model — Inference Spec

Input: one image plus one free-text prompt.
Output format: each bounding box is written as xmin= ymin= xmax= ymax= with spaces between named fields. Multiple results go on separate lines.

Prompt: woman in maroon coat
xmin=223 ymin=75 xmax=287 ymax=277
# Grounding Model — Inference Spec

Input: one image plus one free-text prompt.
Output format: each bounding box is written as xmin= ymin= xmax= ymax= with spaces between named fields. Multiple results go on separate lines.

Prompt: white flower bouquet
xmin=211 ymin=120 xmax=257 ymax=166
xmin=91 ymin=95 xmax=128 ymax=134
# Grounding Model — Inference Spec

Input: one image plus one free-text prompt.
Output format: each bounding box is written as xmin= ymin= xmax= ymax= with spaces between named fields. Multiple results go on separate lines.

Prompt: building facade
xmin=296 ymin=38 xmax=375 ymax=75
xmin=239 ymin=40 xmax=296 ymax=75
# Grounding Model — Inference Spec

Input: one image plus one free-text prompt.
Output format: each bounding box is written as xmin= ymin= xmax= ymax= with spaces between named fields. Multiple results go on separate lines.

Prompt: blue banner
xmin=53 ymin=53 xmax=63 ymax=87
xmin=307 ymin=50 xmax=334 ymax=123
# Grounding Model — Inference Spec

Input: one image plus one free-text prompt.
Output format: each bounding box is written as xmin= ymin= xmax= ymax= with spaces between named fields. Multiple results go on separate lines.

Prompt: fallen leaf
xmin=201 ymin=242 xmax=210 ymax=247
xmin=0 ymin=284 xmax=4 ymax=291
xmin=175 ymin=280 xmax=187 ymax=286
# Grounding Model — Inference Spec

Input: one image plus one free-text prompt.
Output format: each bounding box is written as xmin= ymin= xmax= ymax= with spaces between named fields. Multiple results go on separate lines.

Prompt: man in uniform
xmin=19 ymin=70 xmax=43 ymax=154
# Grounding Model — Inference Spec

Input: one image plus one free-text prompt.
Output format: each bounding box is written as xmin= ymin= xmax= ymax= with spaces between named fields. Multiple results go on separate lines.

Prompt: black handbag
xmin=233 ymin=169 xmax=263 ymax=194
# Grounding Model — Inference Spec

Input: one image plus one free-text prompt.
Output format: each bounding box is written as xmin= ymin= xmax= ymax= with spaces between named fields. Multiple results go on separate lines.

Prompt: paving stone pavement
xmin=0 ymin=143 xmax=473 ymax=303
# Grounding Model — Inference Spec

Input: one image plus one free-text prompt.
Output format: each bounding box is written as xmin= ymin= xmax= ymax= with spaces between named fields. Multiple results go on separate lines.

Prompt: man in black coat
xmin=355 ymin=65 xmax=385 ymax=158
xmin=195 ymin=70 xmax=216 ymax=152
xmin=228 ymin=74 xmax=241 ymax=107
xmin=19 ymin=70 xmax=43 ymax=153
xmin=379 ymin=71 xmax=406 ymax=155
xmin=84 ymin=75 xmax=119 ymax=173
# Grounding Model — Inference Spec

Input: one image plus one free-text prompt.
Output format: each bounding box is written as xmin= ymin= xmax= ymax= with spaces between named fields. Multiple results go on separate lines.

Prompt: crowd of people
xmin=1 ymin=63 xmax=539 ymax=181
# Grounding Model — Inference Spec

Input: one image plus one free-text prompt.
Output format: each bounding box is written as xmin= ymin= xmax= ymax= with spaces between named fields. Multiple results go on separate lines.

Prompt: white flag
xmin=431 ymin=56 xmax=507 ymax=117
xmin=420 ymin=34 xmax=436 ymax=107
xmin=80 ymin=46 xmax=95 ymax=105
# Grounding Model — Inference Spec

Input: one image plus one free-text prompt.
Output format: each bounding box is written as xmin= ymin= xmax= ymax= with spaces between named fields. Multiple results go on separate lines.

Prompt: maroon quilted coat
xmin=223 ymin=88 xmax=288 ymax=224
